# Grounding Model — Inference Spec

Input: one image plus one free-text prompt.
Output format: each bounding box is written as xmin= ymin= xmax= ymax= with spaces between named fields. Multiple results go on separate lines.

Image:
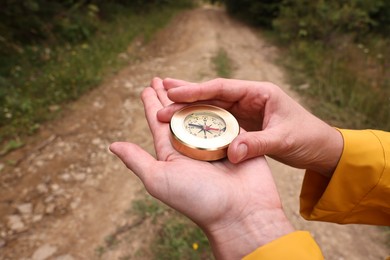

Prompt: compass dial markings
xmin=184 ymin=112 xmax=226 ymax=139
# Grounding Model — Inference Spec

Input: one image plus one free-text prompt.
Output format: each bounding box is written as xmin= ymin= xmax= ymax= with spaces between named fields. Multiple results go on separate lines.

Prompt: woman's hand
xmin=110 ymin=78 xmax=294 ymax=259
xmin=158 ymin=78 xmax=344 ymax=177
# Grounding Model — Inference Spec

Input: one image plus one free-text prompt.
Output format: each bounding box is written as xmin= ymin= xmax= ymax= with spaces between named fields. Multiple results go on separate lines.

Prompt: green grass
xmin=132 ymin=196 xmax=213 ymax=260
xmin=131 ymin=194 xmax=167 ymax=222
xmin=95 ymin=195 xmax=213 ymax=259
xmin=212 ymin=48 xmax=233 ymax=78
xmin=0 ymin=2 xmax=192 ymax=152
xmin=275 ymin=37 xmax=390 ymax=130
xmin=152 ymin=217 xmax=213 ymax=260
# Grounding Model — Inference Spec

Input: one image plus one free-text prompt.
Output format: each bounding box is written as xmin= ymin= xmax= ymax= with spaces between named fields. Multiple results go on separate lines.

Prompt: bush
xmin=221 ymin=0 xmax=390 ymax=39
xmin=273 ymin=0 xmax=387 ymax=42
xmin=0 ymin=0 xmax=194 ymax=143
xmin=223 ymin=0 xmax=282 ymax=28
xmin=220 ymin=0 xmax=390 ymax=130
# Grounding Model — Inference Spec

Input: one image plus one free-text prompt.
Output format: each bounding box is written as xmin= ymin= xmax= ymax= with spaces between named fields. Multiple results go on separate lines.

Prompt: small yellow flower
xmin=192 ymin=242 xmax=199 ymax=251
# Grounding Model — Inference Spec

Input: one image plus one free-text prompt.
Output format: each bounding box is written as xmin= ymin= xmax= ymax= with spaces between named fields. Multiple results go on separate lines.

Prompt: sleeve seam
xmin=342 ymin=130 xmax=386 ymax=221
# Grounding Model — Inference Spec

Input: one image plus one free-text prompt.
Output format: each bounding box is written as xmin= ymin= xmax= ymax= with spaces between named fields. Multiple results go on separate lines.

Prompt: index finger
xmin=141 ymin=87 xmax=177 ymax=160
xmin=151 ymin=77 xmax=173 ymax=107
xmin=162 ymin=78 xmax=196 ymax=90
xmin=167 ymin=78 xmax=256 ymax=103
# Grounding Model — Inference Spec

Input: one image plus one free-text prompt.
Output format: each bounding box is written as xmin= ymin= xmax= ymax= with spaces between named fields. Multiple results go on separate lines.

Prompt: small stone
xmin=124 ymin=81 xmax=133 ymax=89
xmin=34 ymin=202 xmax=45 ymax=216
xmin=0 ymin=239 xmax=6 ymax=248
xmin=70 ymin=198 xmax=81 ymax=210
xmin=118 ymin=52 xmax=128 ymax=60
xmin=92 ymin=138 xmax=101 ymax=145
xmin=32 ymin=244 xmax=57 ymax=260
xmin=7 ymin=215 xmax=25 ymax=232
xmin=35 ymin=160 xmax=44 ymax=167
xmin=299 ymin=83 xmax=310 ymax=90
xmin=73 ymin=173 xmax=86 ymax=182
xmin=16 ymin=203 xmax=33 ymax=215
xmin=44 ymin=195 xmax=54 ymax=204
xmin=37 ymin=184 xmax=49 ymax=194
xmin=60 ymin=173 xmax=71 ymax=182
xmin=51 ymin=184 xmax=59 ymax=191
xmin=32 ymin=215 xmax=43 ymax=223
xmin=49 ymin=105 xmax=60 ymax=112
xmin=45 ymin=204 xmax=55 ymax=214
xmin=52 ymin=187 xmax=65 ymax=196
xmin=55 ymin=254 xmax=74 ymax=260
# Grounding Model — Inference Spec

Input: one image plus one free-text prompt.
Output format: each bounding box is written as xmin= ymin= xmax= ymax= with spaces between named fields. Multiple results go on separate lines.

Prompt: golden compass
xmin=169 ymin=104 xmax=240 ymax=161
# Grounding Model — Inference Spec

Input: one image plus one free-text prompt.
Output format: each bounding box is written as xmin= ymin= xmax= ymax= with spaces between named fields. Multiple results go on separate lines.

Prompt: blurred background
xmin=0 ymin=0 xmax=390 ymax=259
xmin=1 ymin=0 xmax=389 ymax=151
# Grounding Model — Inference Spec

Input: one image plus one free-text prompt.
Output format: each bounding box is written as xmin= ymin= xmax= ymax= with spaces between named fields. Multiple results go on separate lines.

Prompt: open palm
xmin=157 ymin=78 xmax=343 ymax=175
xmin=110 ymin=78 xmax=281 ymax=228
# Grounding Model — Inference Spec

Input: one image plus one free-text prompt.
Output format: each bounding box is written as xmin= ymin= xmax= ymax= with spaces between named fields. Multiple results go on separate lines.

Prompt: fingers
xmin=157 ymin=102 xmax=187 ymax=123
xmin=141 ymin=86 xmax=164 ymax=136
xmin=228 ymin=131 xmax=283 ymax=163
xmin=158 ymin=78 xmax=252 ymax=122
xmin=109 ymin=142 xmax=155 ymax=181
xmin=141 ymin=85 xmax=176 ymax=160
xmin=151 ymin=77 xmax=172 ymax=107
xmin=162 ymin=78 xmax=196 ymax=90
xmin=166 ymin=78 xmax=253 ymax=103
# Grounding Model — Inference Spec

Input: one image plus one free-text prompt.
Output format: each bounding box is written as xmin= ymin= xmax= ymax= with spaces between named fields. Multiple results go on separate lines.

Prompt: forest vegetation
xmin=0 ymin=0 xmax=389 ymax=151
xmin=221 ymin=0 xmax=389 ymax=130
xmin=0 ymin=0 xmax=193 ymax=153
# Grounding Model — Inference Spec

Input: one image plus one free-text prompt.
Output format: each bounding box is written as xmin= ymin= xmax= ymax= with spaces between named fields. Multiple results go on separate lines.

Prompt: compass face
xmin=184 ymin=112 xmax=226 ymax=139
xmin=169 ymin=104 xmax=240 ymax=161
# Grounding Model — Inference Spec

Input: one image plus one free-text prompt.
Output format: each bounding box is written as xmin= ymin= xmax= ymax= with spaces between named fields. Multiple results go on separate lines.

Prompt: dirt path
xmin=0 ymin=6 xmax=388 ymax=260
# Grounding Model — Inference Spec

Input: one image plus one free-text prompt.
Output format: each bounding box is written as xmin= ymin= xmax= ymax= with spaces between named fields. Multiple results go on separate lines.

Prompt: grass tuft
xmin=130 ymin=196 xmax=213 ymax=260
xmin=212 ymin=48 xmax=233 ymax=78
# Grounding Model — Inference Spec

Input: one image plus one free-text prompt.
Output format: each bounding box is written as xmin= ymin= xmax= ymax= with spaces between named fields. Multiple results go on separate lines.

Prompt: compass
xmin=169 ymin=104 xmax=240 ymax=161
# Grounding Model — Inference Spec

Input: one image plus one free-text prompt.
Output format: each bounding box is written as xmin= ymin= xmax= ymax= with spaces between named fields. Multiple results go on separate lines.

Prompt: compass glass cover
xmin=183 ymin=112 xmax=226 ymax=139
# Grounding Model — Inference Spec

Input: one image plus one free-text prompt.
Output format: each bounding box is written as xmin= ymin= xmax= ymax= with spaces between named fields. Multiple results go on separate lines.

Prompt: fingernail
xmin=236 ymin=143 xmax=248 ymax=162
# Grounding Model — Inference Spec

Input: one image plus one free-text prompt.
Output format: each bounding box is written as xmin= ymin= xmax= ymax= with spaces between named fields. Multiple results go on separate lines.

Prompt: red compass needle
xmin=205 ymin=125 xmax=220 ymax=131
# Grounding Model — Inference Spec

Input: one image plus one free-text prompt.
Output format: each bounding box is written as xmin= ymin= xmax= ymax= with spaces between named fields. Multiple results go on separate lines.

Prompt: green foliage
xmin=223 ymin=0 xmax=282 ymax=27
xmin=0 ymin=0 xmax=193 ymax=144
xmin=220 ymin=0 xmax=389 ymax=130
xmin=269 ymin=0 xmax=390 ymax=130
xmin=0 ymin=139 xmax=24 ymax=156
xmin=273 ymin=0 xmax=386 ymax=42
xmin=130 ymin=196 xmax=213 ymax=259
xmin=131 ymin=195 xmax=166 ymax=221
xmin=221 ymin=0 xmax=390 ymax=36
xmin=284 ymin=39 xmax=390 ymax=129
xmin=153 ymin=217 xmax=213 ymax=260
xmin=0 ymin=1 xmax=98 ymax=46
xmin=212 ymin=48 xmax=233 ymax=77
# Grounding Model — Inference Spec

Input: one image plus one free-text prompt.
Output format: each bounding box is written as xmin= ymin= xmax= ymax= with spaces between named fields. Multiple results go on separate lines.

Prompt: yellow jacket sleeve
xmin=243 ymin=129 xmax=389 ymax=259
xmin=300 ymin=129 xmax=390 ymax=225
xmin=242 ymin=231 xmax=324 ymax=260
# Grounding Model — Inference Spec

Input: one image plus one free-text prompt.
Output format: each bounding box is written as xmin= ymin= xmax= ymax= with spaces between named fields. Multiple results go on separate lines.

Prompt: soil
xmin=0 ymin=6 xmax=388 ymax=260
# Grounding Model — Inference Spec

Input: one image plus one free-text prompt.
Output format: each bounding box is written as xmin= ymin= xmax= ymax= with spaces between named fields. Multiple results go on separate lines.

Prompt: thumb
xmin=228 ymin=131 xmax=279 ymax=163
xmin=109 ymin=142 xmax=156 ymax=181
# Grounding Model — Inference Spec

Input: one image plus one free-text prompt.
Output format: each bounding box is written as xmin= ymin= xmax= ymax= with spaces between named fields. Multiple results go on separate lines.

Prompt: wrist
xmin=310 ymin=126 xmax=344 ymax=178
xmin=204 ymin=208 xmax=295 ymax=259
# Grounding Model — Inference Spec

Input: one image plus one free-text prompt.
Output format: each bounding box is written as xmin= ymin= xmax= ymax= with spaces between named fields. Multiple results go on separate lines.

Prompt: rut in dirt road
xmin=0 ymin=6 xmax=388 ymax=260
